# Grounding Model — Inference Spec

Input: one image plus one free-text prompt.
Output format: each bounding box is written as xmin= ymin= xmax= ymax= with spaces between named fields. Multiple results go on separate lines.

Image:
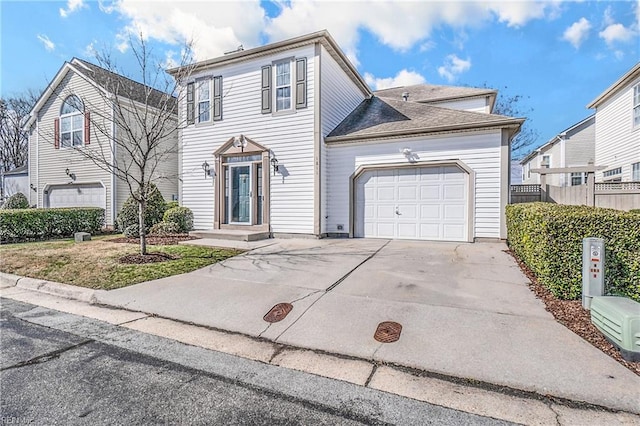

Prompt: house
xmin=520 ymin=114 xmax=595 ymax=186
xmin=24 ymin=58 xmax=179 ymax=226
xmin=1 ymin=164 xmax=29 ymax=201
xmin=587 ymin=62 xmax=640 ymax=182
xmin=169 ymin=30 xmax=523 ymax=242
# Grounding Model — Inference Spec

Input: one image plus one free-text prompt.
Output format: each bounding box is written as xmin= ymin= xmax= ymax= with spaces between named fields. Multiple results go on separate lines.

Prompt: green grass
xmin=0 ymin=237 xmax=242 ymax=290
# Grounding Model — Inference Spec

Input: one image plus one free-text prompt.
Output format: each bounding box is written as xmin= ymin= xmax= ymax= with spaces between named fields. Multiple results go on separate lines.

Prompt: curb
xmin=1 ymin=272 xmax=101 ymax=303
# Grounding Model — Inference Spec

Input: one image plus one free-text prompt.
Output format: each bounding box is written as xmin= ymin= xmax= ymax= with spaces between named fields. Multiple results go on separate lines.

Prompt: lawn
xmin=0 ymin=236 xmax=242 ymax=290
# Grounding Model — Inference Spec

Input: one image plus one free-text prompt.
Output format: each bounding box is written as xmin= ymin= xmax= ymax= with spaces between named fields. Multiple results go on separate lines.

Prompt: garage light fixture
xmin=65 ymin=168 xmax=76 ymax=181
xmin=201 ymin=161 xmax=214 ymax=179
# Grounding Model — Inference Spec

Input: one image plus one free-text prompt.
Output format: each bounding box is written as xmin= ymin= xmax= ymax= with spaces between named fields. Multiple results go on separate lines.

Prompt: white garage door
xmin=47 ymin=183 xmax=105 ymax=209
xmin=355 ymin=166 xmax=468 ymax=241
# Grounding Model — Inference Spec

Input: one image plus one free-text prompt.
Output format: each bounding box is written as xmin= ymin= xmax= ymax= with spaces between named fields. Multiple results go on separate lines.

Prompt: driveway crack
xmin=325 ymin=240 xmax=390 ymax=292
xmin=0 ymin=340 xmax=93 ymax=372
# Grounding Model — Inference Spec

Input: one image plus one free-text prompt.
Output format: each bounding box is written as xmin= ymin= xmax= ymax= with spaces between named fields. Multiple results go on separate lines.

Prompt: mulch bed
xmin=119 ymin=252 xmax=180 ymax=264
xmin=109 ymin=234 xmax=197 ymax=246
xmin=507 ymin=250 xmax=640 ymax=376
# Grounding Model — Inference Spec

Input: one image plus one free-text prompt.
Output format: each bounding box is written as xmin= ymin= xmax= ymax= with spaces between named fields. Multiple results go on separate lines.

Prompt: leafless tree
xmin=0 ymin=90 xmax=40 ymax=173
xmin=48 ymin=35 xmax=195 ymax=255
xmin=488 ymin=85 xmax=539 ymax=158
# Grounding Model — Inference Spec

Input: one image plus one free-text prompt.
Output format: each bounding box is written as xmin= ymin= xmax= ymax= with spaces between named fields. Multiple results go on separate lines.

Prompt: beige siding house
xmin=521 ymin=115 xmax=595 ymax=186
xmin=25 ymin=58 xmax=179 ymax=226
xmin=587 ymin=62 xmax=640 ymax=182
xmin=171 ymin=30 xmax=523 ymax=242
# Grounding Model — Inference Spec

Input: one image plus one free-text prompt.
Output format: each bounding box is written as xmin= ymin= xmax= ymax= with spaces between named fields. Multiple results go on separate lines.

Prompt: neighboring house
xmin=24 ymin=58 xmax=179 ymax=226
xmin=587 ymin=62 xmax=640 ymax=182
xmin=520 ymin=115 xmax=595 ymax=186
xmin=510 ymin=161 xmax=522 ymax=185
xmin=2 ymin=164 xmax=29 ymax=201
xmin=169 ymin=30 xmax=522 ymax=242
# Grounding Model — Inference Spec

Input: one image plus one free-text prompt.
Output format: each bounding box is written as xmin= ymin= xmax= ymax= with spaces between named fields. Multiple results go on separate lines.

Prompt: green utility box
xmin=590 ymin=296 xmax=640 ymax=362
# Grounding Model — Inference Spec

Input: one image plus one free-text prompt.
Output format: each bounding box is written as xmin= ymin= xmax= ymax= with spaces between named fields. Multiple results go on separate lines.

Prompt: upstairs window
xmin=197 ymin=79 xmax=210 ymax=123
xmin=632 ymin=162 xmax=640 ymax=181
xmin=261 ymin=57 xmax=307 ymax=114
xmin=633 ymin=84 xmax=640 ymax=128
xmin=186 ymin=76 xmax=222 ymax=125
xmin=541 ymin=155 xmax=551 ymax=168
xmin=55 ymin=95 xmax=89 ymax=149
xmin=275 ymin=60 xmax=291 ymax=111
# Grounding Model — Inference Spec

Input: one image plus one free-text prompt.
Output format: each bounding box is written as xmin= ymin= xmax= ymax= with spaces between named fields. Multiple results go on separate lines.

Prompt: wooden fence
xmin=510 ymin=182 xmax=640 ymax=211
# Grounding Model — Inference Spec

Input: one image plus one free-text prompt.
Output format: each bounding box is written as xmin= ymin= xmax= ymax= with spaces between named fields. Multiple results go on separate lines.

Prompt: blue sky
xmin=1 ymin=0 xmax=639 ymax=158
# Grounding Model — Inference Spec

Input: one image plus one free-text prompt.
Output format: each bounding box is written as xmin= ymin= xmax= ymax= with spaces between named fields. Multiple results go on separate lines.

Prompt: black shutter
xmin=54 ymin=118 xmax=60 ymax=149
xmin=186 ymin=82 xmax=195 ymax=124
xmin=261 ymin=65 xmax=271 ymax=114
xmin=295 ymin=58 xmax=307 ymax=109
xmin=84 ymin=112 xmax=90 ymax=145
xmin=213 ymin=76 xmax=222 ymax=121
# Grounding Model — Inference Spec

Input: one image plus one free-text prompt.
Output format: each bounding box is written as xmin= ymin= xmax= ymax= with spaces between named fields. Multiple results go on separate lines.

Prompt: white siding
xmin=35 ymin=72 xmax=115 ymax=224
xmin=595 ymin=75 xmax=640 ymax=182
xmin=181 ymin=45 xmax=317 ymax=232
xmin=429 ymin=97 xmax=489 ymax=113
xmin=3 ymin=174 xmax=29 ymax=199
xmin=326 ymin=131 xmax=504 ymax=239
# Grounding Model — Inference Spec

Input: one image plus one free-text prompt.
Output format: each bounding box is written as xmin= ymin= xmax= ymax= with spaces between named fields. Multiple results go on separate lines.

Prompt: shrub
xmin=163 ymin=207 xmax=193 ymax=232
xmin=165 ymin=201 xmax=179 ymax=210
xmin=116 ymin=184 xmax=167 ymax=232
xmin=630 ymin=209 xmax=640 ymax=214
xmin=506 ymin=202 xmax=640 ymax=302
xmin=149 ymin=221 xmax=180 ymax=236
xmin=123 ymin=224 xmax=140 ymax=238
xmin=0 ymin=207 xmax=105 ymax=243
xmin=2 ymin=193 xmax=29 ymax=209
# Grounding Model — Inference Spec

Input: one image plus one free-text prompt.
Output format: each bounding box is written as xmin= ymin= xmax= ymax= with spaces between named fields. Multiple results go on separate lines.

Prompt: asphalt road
xmin=0 ymin=298 xmax=512 ymax=425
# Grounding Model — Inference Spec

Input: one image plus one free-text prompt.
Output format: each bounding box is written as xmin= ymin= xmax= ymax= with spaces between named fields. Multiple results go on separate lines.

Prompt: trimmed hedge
xmin=163 ymin=207 xmax=193 ymax=233
xmin=116 ymin=184 xmax=166 ymax=232
xmin=2 ymin=193 xmax=29 ymax=209
xmin=506 ymin=202 xmax=640 ymax=302
xmin=149 ymin=221 xmax=180 ymax=236
xmin=0 ymin=207 xmax=105 ymax=243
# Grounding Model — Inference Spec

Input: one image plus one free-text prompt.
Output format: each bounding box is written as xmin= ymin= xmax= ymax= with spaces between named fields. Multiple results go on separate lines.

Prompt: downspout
xmin=560 ymin=134 xmax=566 ymax=187
xmin=111 ymin=104 xmax=117 ymax=227
xmin=36 ymin=116 xmax=39 ymax=207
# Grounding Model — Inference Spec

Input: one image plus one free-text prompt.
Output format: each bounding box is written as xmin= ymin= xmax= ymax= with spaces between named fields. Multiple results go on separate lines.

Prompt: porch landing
xmin=189 ymin=229 xmax=271 ymax=242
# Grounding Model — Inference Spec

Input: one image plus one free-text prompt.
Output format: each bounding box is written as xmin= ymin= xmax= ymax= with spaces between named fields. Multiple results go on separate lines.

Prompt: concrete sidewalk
xmin=2 ymin=237 xmax=639 ymax=417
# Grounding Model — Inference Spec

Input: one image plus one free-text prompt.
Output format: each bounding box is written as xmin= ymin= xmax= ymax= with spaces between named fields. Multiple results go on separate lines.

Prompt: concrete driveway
xmin=95 ymin=238 xmax=640 ymax=413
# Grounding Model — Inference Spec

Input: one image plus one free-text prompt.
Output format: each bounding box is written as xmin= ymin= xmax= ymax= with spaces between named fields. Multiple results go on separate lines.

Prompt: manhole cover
xmin=263 ymin=303 xmax=293 ymax=323
xmin=374 ymin=321 xmax=402 ymax=343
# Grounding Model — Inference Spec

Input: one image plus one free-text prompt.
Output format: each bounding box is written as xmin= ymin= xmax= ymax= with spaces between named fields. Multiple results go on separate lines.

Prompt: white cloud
xmin=599 ymin=23 xmax=636 ymax=46
xmin=562 ymin=17 xmax=591 ymax=49
xmin=59 ymin=0 xmax=86 ymax=18
xmin=364 ymin=70 xmax=427 ymax=90
xmin=437 ymin=54 xmax=471 ymax=82
xmin=37 ymin=34 xmax=55 ymax=52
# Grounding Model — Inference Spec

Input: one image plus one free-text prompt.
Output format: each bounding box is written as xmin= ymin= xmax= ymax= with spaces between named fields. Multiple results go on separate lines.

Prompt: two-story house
xmin=520 ymin=114 xmax=595 ymax=187
xmin=587 ymin=62 xmax=640 ymax=182
xmin=24 ymin=58 xmax=179 ymax=226
xmin=170 ymin=30 xmax=523 ymax=242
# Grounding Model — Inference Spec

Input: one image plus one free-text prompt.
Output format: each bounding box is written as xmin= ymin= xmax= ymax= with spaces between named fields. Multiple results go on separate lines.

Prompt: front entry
xmin=213 ymin=136 xmax=270 ymax=230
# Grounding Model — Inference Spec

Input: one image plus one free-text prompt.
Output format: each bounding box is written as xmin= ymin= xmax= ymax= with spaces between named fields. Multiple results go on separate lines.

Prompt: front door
xmin=230 ymin=165 xmax=251 ymax=224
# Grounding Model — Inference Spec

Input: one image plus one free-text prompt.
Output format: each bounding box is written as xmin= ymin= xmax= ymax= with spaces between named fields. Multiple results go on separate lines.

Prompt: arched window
xmin=55 ymin=95 xmax=89 ymax=148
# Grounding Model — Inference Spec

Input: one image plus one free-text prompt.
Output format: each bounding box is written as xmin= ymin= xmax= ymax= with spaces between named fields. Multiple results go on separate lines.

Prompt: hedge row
xmin=0 ymin=208 xmax=105 ymax=243
xmin=506 ymin=202 xmax=640 ymax=302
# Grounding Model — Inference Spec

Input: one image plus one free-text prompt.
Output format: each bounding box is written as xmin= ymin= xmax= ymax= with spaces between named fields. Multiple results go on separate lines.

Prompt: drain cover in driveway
xmin=374 ymin=321 xmax=402 ymax=343
xmin=263 ymin=303 xmax=293 ymax=323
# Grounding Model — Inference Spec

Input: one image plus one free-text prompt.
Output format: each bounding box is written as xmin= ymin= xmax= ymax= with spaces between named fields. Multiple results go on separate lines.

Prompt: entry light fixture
xmin=30 ymin=183 xmax=37 ymax=192
xmin=401 ymin=147 xmax=412 ymax=157
xmin=201 ymin=161 xmax=213 ymax=179
xmin=233 ymin=134 xmax=248 ymax=152
xmin=270 ymin=156 xmax=279 ymax=175
xmin=65 ymin=168 xmax=76 ymax=181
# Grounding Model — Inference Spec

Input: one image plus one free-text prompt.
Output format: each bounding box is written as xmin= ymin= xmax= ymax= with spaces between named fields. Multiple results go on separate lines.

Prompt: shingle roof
xmin=326 ymin=97 xmax=523 ymax=142
xmin=71 ymin=58 xmax=176 ymax=111
xmin=3 ymin=165 xmax=28 ymax=175
xmin=374 ymin=84 xmax=495 ymax=103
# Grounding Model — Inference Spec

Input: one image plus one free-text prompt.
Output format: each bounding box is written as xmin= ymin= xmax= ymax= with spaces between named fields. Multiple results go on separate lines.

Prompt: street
xmin=0 ymin=298 xmax=509 ymax=425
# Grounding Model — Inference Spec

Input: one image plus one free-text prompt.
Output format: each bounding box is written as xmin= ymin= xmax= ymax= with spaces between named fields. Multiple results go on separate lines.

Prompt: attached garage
xmin=354 ymin=164 xmax=470 ymax=242
xmin=45 ymin=183 xmax=106 ymax=209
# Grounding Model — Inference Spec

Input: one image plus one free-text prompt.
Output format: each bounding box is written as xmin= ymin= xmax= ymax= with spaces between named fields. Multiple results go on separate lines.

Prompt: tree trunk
xmin=138 ymin=199 xmax=147 ymax=255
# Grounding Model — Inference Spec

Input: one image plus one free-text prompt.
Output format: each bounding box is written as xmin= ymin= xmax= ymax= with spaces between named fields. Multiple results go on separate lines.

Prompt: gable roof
xmin=167 ymin=30 xmax=371 ymax=98
xmin=325 ymin=97 xmax=523 ymax=143
xmin=24 ymin=58 xmax=176 ymax=129
xmin=374 ymin=84 xmax=496 ymax=106
xmin=3 ymin=164 xmax=28 ymax=176
xmin=587 ymin=62 xmax=640 ymax=109
xmin=520 ymin=114 xmax=595 ymax=164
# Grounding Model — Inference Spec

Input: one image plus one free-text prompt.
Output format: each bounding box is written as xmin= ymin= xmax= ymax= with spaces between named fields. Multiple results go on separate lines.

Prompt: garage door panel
xmin=356 ymin=166 xmax=468 ymax=241
xmin=47 ymin=184 xmax=105 ymax=209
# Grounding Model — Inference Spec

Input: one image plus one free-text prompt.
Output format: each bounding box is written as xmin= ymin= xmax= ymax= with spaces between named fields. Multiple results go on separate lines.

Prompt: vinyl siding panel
xmin=326 ymin=130 xmax=504 ymax=239
xmin=429 ymin=97 xmax=489 ymax=113
xmin=564 ymin=119 xmax=595 ymax=167
xmin=180 ymin=45 xmax=316 ymax=232
xmin=594 ymin=75 xmax=640 ymax=182
xmin=28 ymin=123 xmax=38 ymax=206
xmin=35 ymin=71 xmax=114 ymax=224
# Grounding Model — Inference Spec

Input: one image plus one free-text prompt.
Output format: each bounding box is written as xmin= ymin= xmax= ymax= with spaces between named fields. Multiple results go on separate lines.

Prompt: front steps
xmin=189 ymin=229 xmax=270 ymax=242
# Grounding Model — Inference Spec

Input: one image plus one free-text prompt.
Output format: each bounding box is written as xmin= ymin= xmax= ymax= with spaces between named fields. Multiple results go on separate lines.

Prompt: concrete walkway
xmin=87 ymin=238 xmax=640 ymax=415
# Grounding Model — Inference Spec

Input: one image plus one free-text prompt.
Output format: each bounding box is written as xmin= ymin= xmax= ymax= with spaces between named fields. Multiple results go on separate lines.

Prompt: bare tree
xmin=48 ymin=35 xmax=195 ymax=255
xmin=489 ymin=85 xmax=539 ymax=158
xmin=0 ymin=90 xmax=40 ymax=173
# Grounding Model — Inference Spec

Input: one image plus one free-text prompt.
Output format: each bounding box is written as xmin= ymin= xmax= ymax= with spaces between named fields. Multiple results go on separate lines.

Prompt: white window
xmin=570 ymin=172 xmax=586 ymax=186
xmin=632 ymin=162 xmax=640 ymax=181
xmin=541 ymin=155 xmax=551 ymax=168
xmin=634 ymin=84 xmax=640 ymax=128
xmin=197 ymin=79 xmax=210 ymax=123
xmin=274 ymin=60 xmax=291 ymax=111
xmin=60 ymin=95 xmax=84 ymax=148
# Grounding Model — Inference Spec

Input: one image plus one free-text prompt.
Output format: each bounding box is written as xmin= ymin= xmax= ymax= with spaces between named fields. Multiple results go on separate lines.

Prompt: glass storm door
xmin=230 ymin=165 xmax=251 ymax=223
